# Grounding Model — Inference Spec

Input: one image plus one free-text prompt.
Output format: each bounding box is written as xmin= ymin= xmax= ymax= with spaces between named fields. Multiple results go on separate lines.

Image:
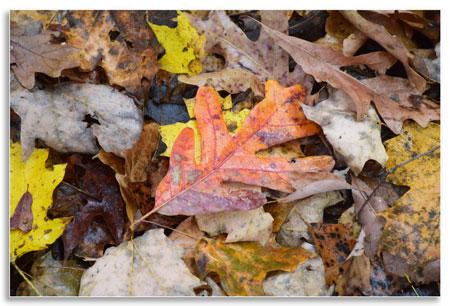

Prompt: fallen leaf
xmin=380 ymin=122 xmax=440 ymax=283
xmin=277 ymin=192 xmax=343 ymax=247
xmin=187 ymin=11 xmax=311 ymax=90
xmin=10 ymin=142 xmax=70 ymax=261
xmin=302 ymin=87 xmax=387 ymax=174
xmin=10 ymin=83 xmax=143 ymax=160
xmin=196 ymin=207 xmax=273 ymax=245
xmin=10 ymin=24 xmax=81 ymax=89
xmin=148 ymin=11 xmax=205 ymax=75
xmin=170 ymin=217 xmax=204 ymax=258
xmin=422 ymin=43 xmax=440 ymax=82
xmin=308 ymin=223 xmax=356 ymax=285
xmin=179 ymin=67 xmax=264 ymax=97
xmin=335 ymin=254 xmax=372 ymax=296
xmin=10 ymin=189 xmax=33 ymax=233
xmin=79 ymin=229 xmax=203 ymax=296
xmin=63 ymin=11 xmax=158 ymax=99
xmin=16 ymin=252 xmax=84 ymax=296
xmin=340 ymin=10 xmax=426 ymax=91
xmin=263 ymin=257 xmax=330 ymax=296
xmin=49 ymin=154 xmax=125 ymax=260
xmin=261 ymin=22 xmax=439 ymax=134
xmin=195 ymin=237 xmax=312 ymax=296
xmin=124 ymin=123 xmax=160 ymax=183
xmin=150 ymin=80 xmax=336 ymax=217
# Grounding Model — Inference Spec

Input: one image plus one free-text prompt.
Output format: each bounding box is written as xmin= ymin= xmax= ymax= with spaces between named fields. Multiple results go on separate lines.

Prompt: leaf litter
xmin=9 ymin=9 xmax=440 ymax=297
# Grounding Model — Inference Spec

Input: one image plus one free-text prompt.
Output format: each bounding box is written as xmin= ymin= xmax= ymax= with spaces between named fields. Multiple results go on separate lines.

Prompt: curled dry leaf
xmin=10 ymin=142 xmax=70 ymax=261
xmin=195 ymin=237 xmax=313 ymax=296
xmin=263 ymin=257 xmax=331 ymax=296
xmin=340 ymin=10 xmax=426 ymax=91
xmin=196 ymin=207 xmax=273 ymax=245
xmin=302 ymin=88 xmax=387 ymax=174
xmin=79 ymin=229 xmax=203 ymax=296
xmin=148 ymin=80 xmax=337 ymax=218
xmin=63 ymin=11 xmax=158 ymax=99
xmin=10 ymin=24 xmax=82 ymax=89
xmin=380 ymin=122 xmax=440 ymax=283
xmin=261 ymin=23 xmax=439 ymax=133
xmin=277 ymin=191 xmax=343 ymax=247
xmin=10 ymin=83 xmax=143 ymax=160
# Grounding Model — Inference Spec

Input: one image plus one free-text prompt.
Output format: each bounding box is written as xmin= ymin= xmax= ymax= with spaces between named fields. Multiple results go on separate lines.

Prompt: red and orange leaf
xmin=149 ymin=80 xmax=337 ymax=217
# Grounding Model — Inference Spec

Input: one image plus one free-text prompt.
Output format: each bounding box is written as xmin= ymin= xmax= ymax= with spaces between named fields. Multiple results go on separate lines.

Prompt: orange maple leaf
xmin=136 ymin=80 xmax=338 ymax=220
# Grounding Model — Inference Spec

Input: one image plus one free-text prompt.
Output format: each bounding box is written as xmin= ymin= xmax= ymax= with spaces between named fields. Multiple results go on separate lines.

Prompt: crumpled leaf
xmin=17 ymin=252 xmax=84 ymax=296
xmin=341 ymin=10 xmax=426 ymax=91
xmin=263 ymin=257 xmax=331 ymax=296
xmin=10 ymin=142 xmax=70 ymax=261
xmin=159 ymin=95 xmax=250 ymax=159
xmin=380 ymin=122 xmax=440 ymax=283
xmin=178 ymin=67 xmax=264 ymax=97
xmin=187 ymin=11 xmax=312 ymax=91
xmin=63 ymin=11 xmax=158 ymax=99
xmin=79 ymin=229 xmax=203 ymax=296
xmin=150 ymin=80 xmax=338 ymax=217
xmin=10 ymin=83 xmax=143 ymax=160
xmin=10 ymin=24 xmax=81 ymax=89
xmin=195 ymin=237 xmax=312 ymax=296
xmin=10 ymin=189 xmax=33 ymax=233
xmin=308 ymin=223 xmax=356 ymax=285
xmin=423 ymin=43 xmax=440 ymax=82
xmin=261 ymin=22 xmax=439 ymax=134
xmin=149 ymin=11 xmax=205 ymax=75
xmin=277 ymin=192 xmax=343 ymax=247
xmin=196 ymin=207 xmax=273 ymax=245
xmin=302 ymin=88 xmax=387 ymax=173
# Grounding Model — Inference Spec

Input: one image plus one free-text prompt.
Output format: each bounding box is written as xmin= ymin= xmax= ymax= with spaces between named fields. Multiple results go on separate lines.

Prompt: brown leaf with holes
xmin=308 ymin=223 xmax=356 ymax=285
xmin=63 ymin=11 xmax=158 ymax=99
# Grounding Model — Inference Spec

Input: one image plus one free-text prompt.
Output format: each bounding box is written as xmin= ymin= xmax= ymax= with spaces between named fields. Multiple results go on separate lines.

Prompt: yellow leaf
xmin=148 ymin=11 xmax=205 ymax=75
xmin=160 ymin=95 xmax=250 ymax=160
xmin=194 ymin=237 xmax=312 ymax=296
xmin=10 ymin=142 xmax=71 ymax=261
xmin=380 ymin=122 xmax=439 ymax=276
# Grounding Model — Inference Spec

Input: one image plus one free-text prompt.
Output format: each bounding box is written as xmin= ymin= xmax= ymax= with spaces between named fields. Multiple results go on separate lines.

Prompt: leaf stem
xmin=12 ymin=261 xmax=42 ymax=296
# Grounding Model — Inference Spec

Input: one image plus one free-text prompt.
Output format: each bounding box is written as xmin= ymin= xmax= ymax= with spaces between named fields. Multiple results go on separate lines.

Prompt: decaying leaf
xmin=263 ymin=257 xmax=331 ymax=296
xmin=10 ymin=24 xmax=81 ymax=89
xmin=10 ymin=142 xmax=70 ymax=261
xmin=302 ymin=88 xmax=387 ymax=173
xmin=195 ymin=237 xmax=312 ymax=296
xmin=63 ymin=11 xmax=159 ymax=99
xmin=10 ymin=189 xmax=33 ymax=233
xmin=308 ymin=223 xmax=356 ymax=285
xmin=17 ymin=252 xmax=84 ymax=296
xmin=261 ymin=23 xmax=439 ymax=134
xmin=335 ymin=254 xmax=372 ymax=296
xmin=380 ymin=122 xmax=440 ymax=283
xmin=148 ymin=80 xmax=339 ymax=218
xmin=196 ymin=207 xmax=273 ymax=245
xmin=277 ymin=192 xmax=343 ymax=247
xmin=79 ymin=229 xmax=203 ymax=296
xmin=149 ymin=11 xmax=205 ymax=75
xmin=340 ymin=10 xmax=426 ymax=92
xmin=170 ymin=217 xmax=204 ymax=258
xmin=10 ymin=83 xmax=143 ymax=160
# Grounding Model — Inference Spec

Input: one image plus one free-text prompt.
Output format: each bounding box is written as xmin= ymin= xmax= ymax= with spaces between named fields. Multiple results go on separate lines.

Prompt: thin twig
xmin=60 ymin=181 xmax=102 ymax=201
xmin=141 ymin=220 xmax=199 ymax=240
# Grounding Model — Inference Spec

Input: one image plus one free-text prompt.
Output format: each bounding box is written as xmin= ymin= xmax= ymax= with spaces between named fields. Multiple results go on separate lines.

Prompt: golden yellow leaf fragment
xmin=148 ymin=11 xmax=205 ymax=75
xmin=10 ymin=142 xmax=71 ymax=261
xmin=380 ymin=122 xmax=440 ymax=279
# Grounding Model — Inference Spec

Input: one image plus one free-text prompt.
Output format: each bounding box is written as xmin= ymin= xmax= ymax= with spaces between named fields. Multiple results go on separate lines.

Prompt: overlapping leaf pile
xmin=10 ymin=10 xmax=440 ymax=297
